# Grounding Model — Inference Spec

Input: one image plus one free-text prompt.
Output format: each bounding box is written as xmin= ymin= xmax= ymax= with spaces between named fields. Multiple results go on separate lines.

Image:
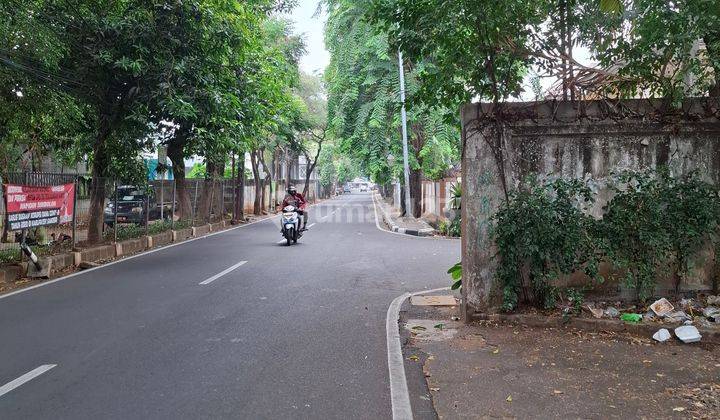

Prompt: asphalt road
xmin=0 ymin=192 xmax=459 ymax=419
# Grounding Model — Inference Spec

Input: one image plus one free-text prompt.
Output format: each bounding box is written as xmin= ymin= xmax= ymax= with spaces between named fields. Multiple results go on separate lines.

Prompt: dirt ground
xmin=403 ymin=305 xmax=720 ymax=419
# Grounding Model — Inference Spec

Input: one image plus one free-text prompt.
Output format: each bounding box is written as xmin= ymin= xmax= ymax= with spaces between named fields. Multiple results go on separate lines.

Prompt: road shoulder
xmin=405 ymin=303 xmax=720 ymax=418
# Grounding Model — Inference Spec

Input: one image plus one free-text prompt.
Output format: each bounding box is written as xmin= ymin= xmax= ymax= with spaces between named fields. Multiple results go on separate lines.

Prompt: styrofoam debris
xmin=650 ymin=298 xmax=674 ymax=316
xmin=674 ymin=325 xmax=702 ymax=343
xmin=652 ymin=328 xmax=671 ymax=343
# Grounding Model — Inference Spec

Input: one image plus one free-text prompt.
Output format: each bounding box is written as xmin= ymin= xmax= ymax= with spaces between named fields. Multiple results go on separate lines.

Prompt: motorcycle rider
xmin=282 ymin=185 xmax=308 ymax=231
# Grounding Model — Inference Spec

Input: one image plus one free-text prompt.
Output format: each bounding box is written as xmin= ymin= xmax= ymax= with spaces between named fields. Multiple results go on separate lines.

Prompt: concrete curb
xmin=0 ymin=219 xmax=245 ymax=286
xmin=471 ymin=312 xmax=720 ymax=345
xmin=373 ymin=193 xmax=435 ymax=237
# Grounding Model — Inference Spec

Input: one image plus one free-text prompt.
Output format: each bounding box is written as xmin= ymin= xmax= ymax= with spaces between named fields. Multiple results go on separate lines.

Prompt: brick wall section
xmin=461 ymin=98 xmax=720 ymax=317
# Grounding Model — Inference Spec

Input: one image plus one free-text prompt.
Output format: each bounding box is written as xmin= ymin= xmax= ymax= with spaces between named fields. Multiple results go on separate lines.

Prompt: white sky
xmin=287 ymin=0 xmax=330 ymax=75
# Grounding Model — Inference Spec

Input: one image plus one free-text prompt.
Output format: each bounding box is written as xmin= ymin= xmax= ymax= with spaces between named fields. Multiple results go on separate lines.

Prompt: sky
xmin=287 ymin=0 xmax=330 ymax=75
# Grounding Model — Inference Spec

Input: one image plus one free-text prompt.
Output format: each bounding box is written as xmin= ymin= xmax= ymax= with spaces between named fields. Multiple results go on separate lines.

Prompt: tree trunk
xmin=167 ymin=134 xmax=192 ymax=221
xmin=86 ymin=116 xmax=112 ymax=244
xmin=259 ymin=151 xmax=273 ymax=212
xmin=250 ymin=151 xmax=262 ymax=215
xmin=409 ymin=124 xmax=425 ymax=218
xmin=704 ymin=34 xmax=720 ymax=96
xmin=274 ymin=149 xmax=281 ymax=209
xmin=302 ymin=142 xmax=322 ymax=200
xmin=197 ymin=159 xmax=221 ymax=222
xmin=237 ymin=154 xmax=245 ymax=220
xmin=409 ymin=167 xmax=422 ymax=218
xmin=285 ymin=149 xmax=293 ymax=189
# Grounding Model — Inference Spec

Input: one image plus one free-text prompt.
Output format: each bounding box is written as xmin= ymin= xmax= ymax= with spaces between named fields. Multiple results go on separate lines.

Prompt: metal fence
xmin=1 ymin=172 xmax=325 ymax=249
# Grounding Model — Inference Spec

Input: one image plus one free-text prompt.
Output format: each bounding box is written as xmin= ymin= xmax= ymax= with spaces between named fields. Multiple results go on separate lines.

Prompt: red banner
xmin=3 ymin=184 xmax=75 ymax=230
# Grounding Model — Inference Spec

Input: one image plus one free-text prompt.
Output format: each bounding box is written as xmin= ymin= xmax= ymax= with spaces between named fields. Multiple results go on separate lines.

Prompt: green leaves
xmin=602 ymin=169 xmax=719 ymax=300
xmin=599 ymin=0 xmax=623 ymax=14
xmin=493 ymin=177 xmax=600 ymax=311
xmin=448 ymin=261 xmax=462 ymax=290
xmin=494 ymin=168 xmax=720 ymax=310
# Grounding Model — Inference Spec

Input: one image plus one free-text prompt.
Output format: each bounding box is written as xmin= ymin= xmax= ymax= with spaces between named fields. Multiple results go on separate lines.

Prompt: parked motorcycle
xmin=280 ymin=205 xmax=302 ymax=245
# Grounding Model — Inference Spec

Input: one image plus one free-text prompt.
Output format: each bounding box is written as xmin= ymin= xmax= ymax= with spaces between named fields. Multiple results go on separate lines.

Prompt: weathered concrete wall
xmin=461 ymin=98 xmax=720 ymax=316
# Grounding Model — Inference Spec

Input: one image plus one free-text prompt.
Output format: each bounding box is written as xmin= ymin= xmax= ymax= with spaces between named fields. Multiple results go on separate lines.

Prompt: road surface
xmin=0 ymin=192 xmax=459 ymax=419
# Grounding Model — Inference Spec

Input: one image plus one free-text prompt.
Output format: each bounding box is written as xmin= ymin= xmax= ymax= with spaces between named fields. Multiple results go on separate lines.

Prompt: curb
xmin=373 ymin=194 xmax=435 ymax=237
xmin=0 ymin=218 xmax=255 ymax=291
xmin=471 ymin=312 xmax=720 ymax=345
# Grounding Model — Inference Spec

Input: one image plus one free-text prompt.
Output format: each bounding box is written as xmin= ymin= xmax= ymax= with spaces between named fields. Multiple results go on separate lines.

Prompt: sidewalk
xmin=402 ymin=299 xmax=720 ymax=419
xmin=374 ymin=193 xmax=435 ymax=236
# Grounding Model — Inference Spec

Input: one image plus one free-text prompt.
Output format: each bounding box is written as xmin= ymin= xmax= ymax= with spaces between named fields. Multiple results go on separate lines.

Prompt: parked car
xmin=104 ymin=186 xmax=167 ymax=226
xmin=359 ymin=184 xmax=368 ymax=192
xmin=343 ymin=185 xmax=351 ymax=193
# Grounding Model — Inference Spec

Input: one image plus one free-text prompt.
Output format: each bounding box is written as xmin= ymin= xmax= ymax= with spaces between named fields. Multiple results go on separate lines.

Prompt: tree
xmin=295 ymin=72 xmax=328 ymax=197
xmin=577 ymin=0 xmax=720 ymax=99
xmin=1 ymin=1 xmax=213 ymax=241
xmin=1 ymin=0 xmax=303 ymax=241
xmin=324 ymin=0 xmax=459 ymax=216
xmin=371 ymin=0 xmax=720 ymax=107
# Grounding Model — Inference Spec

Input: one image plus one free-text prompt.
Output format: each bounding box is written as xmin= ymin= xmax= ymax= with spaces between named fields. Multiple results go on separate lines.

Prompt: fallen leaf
xmin=642 ymin=360 xmax=652 ymax=364
xmin=656 ymin=373 xmax=665 ymax=377
xmin=434 ymin=323 xmax=445 ymax=330
xmin=672 ymin=407 xmax=686 ymax=412
xmin=430 ymin=387 xmax=440 ymax=392
xmin=412 ymin=326 xmax=427 ymax=331
xmin=427 ymin=355 xmax=435 ymax=360
xmin=408 ymin=355 xmax=419 ymax=361
xmin=553 ymin=390 xmax=563 ymax=395
xmin=492 ymin=349 xmax=500 ymax=354
xmin=506 ymin=395 xmax=512 ymax=403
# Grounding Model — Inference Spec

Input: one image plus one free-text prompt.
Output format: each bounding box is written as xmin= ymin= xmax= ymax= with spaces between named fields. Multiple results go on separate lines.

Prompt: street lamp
xmin=397 ymin=50 xmax=413 ymax=218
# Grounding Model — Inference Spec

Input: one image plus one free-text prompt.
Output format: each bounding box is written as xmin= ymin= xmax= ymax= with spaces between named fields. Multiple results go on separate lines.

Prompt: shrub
xmin=0 ymin=248 xmax=20 ymax=264
xmin=600 ymin=169 xmax=718 ymax=301
xmin=493 ymin=177 xmax=601 ymax=311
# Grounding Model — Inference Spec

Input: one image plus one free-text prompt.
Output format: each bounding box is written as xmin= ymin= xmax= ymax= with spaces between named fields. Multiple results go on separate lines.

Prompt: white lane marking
xmin=307 ymin=223 xmax=316 ymax=228
xmin=0 ymin=199 xmax=336 ymax=301
xmin=0 ymin=364 xmax=56 ymax=398
xmin=386 ymin=287 xmax=450 ymax=420
xmin=198 ymin=261 xmax=247 ymax=285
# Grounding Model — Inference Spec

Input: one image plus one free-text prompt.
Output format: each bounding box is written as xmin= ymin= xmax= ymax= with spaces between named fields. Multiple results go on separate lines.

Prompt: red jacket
xmin=282 ymin=193 xmax=307 ymax=210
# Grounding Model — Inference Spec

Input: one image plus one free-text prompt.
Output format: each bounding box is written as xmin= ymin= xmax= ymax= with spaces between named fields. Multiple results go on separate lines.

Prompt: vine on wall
xmin=492 ymin=168 xmax=719 ymax=311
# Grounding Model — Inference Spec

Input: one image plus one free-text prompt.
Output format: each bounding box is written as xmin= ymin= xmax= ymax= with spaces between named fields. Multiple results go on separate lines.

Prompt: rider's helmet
xmin=287 ymin=185 xmax=297 ymax=196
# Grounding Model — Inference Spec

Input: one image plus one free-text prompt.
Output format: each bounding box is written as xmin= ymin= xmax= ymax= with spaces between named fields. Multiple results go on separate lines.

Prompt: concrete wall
xmin=388 ymin=179 xmax=458 ymax=223
xmin=461 ymin=98 xmax=720 ymax=316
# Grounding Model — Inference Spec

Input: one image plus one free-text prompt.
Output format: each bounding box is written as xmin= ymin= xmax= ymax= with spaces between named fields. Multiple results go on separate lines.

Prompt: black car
xmin=104 ymin=186 xmax=168 ymax=226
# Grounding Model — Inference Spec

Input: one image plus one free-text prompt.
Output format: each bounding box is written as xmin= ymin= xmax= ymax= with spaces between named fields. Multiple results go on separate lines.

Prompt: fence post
xmin=71 ymin=176 xmax=78 ymax=249
xmin=219 ymin=180 xmax=224 ymax=222
xmin=113 ymin=181 xmax=118 ymax=243
xmin=192 ymin=179 xmax=199 ymax=226
xmin=144 ymin=187 xmax=149 ymax=237
xmin=171 ymin=179 xmax=176 ymax=230
xmin=160 ymin=178 xmax=164 ymax=221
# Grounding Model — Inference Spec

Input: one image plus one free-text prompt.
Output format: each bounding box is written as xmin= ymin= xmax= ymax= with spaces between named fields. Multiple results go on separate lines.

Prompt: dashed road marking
xmin=0 ymin=365 xmax=57 ymax=398
xmin=198 ymin=261 xmax=247 ymax=285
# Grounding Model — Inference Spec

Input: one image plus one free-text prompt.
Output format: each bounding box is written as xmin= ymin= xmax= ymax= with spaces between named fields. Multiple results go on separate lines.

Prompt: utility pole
xmin=398 ymin=50 xmax=413 ymax=218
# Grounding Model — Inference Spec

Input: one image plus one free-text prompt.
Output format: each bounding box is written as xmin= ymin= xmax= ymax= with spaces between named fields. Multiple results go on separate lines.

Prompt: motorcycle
xmin=280 ymin=205 xmax=302 ymax=245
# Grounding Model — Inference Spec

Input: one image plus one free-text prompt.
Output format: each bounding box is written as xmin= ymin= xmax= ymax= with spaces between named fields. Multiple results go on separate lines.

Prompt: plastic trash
xmin=652 ymin=328 xmax=671 ymax=342
xmin=674 ymin=325 xmax=702 ymax=343
xmin=665 ymin=311 xmax=691 ymax=323
xmin=650 ymin=298 xmax=674 ymax=317
xmin=620 ymin=313 xmax=642 ymax=323
xmin=604 ymin=307 xmax=620 ymax=318
xmin=702 ymin=306 xmax=720 ymax=319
